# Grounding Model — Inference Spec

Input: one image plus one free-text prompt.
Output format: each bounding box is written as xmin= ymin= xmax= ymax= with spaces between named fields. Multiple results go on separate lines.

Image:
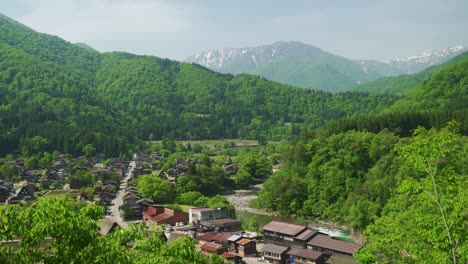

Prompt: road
xmin=108 ymin=159 xmax=136 ymax=228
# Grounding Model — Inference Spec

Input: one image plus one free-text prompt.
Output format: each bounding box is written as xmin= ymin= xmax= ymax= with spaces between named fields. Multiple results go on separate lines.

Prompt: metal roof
xmin=236 ymin=238 xmax=253 ymax=245
xmin=200 ymin=242 xmax=223 ymax=252
xmin=307 ymin=233 xmax=362 ymax=255
xmin=294 ymin=228 xmax=318 ymax=241
xmin=262 ymin=243 xmax=289 ymax=254
xmin=197 ymin=232 xmax=232 ymax=242
xmin=262 ymin=220 xmax=307 ymax=236
xmin=227 ymin=235 xmax=242 ymax=242
xmin=287 ymin=247 xmax=323 ymax=260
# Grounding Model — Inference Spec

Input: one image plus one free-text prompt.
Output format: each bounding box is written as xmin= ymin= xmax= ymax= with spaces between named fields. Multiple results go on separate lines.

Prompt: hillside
xmin=0 ymin=14 xmax=399 ymax=157
xmin=390 ymin=56 xmax=468 ymax=112
xmin=351 ymin=51 xmax=468 ymax=95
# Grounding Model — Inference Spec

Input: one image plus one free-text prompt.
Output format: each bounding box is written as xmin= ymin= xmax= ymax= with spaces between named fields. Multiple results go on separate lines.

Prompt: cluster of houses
xmin=0 ymin=155 xmax=130 ymax=205
xmin=95 ymin=179 xmax=120 ymax=206
xmin=100 ymin=204 xmax=362 ymax=264
xmin=118 ymin=185 xmax=154 ymax=220
xmin=262 ymin=220 xmax=362 ymax=264
xmin=0 ymin=181 xmax=36 ymax=204
xmin=100 ymin=205 xmax=254 ymax=263
xmin=133 ymin=152 xmax=238 ymax=183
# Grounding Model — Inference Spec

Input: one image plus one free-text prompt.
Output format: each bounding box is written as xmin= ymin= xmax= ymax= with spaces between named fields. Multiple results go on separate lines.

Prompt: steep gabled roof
xmin=98 ymin=218 xmax=121 ymax=236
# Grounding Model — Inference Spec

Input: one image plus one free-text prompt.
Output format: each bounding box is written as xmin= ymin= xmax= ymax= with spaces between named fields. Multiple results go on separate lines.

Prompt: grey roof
xmin=262 ymin=243 xmax=289 ymax=254
xmin=136 ymin=198 xmax=153 ymax=204
xmin=307 ymin=233 xmax=362 ymax=255
xmin=227 ymin=235 xmax=242 ymax=242
xmin=263 ymin=220 xmax=306 ymax=236
xmin=200 ymin=218 xmax=242 ymax=227
xmin=287 ymin=247 xmax=323 ymax=260
xmin=294 ymin=228 xmax=318 ymax=241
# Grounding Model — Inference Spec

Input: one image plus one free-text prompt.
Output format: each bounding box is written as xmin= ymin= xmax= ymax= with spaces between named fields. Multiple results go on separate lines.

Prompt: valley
xmin=0 ymin=11 xmax=466 ymax=264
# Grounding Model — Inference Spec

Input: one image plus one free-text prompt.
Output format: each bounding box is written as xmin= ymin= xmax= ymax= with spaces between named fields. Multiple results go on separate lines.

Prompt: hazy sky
xmin=1 ymin=0 xmax=468 ymax=61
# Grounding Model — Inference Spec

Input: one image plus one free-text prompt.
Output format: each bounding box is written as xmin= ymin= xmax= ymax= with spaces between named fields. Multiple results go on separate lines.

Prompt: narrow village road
xmin=109 ymin=159 xmax=136 ymax=228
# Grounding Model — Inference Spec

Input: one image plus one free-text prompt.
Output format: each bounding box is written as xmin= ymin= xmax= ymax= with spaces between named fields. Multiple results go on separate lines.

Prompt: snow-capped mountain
xmin=186 ymin=42 xmax=467 ymax=92
xmin=389 ymin=45 xmax=467 ymax=74
xmin=185 ymin=41 xmax=383 ymax=92
xmin=186 ymin=41 xmax=296 ymax=71
xmin=186 ymin=48 xmax=245 ymax=69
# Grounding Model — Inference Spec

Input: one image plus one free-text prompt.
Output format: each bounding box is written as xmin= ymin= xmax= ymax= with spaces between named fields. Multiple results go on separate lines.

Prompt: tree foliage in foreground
xmin=0 ymin=196 xmax=222 ymax=264
xmin=356 ymin=122 xmax=468 ymax=263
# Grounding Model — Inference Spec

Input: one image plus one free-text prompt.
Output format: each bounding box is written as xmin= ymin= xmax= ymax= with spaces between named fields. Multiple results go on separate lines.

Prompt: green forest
xmin=0 ymin=13 xmax=467 ymax=263
xmin=0 ymin=14 xmax=400 ymax=157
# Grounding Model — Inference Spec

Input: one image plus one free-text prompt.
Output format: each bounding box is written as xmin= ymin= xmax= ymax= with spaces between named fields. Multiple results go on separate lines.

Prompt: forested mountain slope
xmin=0 ymin=14 xmax=139 ymax=157
xmin=390 ymin=56 xmax=468 ymax=111
xmin=0 ymin=14 xmax=399 ymax=157
xmin=314 ymin=52 xmax=468 ymax=137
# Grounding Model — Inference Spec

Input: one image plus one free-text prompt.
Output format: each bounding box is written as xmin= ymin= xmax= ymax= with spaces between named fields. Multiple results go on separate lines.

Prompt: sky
xmin=1 ymin=0 xmax=468 ymax=62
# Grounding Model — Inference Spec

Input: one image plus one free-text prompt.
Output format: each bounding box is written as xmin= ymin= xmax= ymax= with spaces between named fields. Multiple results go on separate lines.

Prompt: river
xmin=224 ymin=184 xmax=352 ymax=241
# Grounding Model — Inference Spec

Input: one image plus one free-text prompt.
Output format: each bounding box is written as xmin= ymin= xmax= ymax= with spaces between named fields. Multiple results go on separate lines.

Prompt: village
xmin=0 ymin=149 xmax=361 ymax=264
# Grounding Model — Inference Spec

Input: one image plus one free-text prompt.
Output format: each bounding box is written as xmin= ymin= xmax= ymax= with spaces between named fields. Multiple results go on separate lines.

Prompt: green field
xmin=43 ymin=189 xmax=81 ymax=199
xmin=151 ymin=139 xmax=259 ymax=148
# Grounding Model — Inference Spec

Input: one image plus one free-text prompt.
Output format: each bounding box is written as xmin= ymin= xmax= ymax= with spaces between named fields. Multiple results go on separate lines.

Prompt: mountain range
xmin=186 ymin=42 xmax=466 ymax=92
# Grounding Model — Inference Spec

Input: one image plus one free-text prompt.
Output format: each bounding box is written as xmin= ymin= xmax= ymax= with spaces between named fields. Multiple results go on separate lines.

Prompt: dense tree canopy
xmin=356 ymin=122 xmax=468 ymax=263
xmin=137 ymin=175 xmax=176 ymax=204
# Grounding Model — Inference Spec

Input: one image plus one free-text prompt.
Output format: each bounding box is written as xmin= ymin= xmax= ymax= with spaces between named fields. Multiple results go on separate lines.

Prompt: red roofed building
xmin=200 ymin=242 xmax=227 ymax=255
xmin=222 ymin=252 xmax=242 ymax=263
xmin=143 ymin=205 xmax=188 ymax=226
xmin=197 ymin=232 xmax=232 ymax=246
xmin=236 ymin=238 xmax=257 ymax=257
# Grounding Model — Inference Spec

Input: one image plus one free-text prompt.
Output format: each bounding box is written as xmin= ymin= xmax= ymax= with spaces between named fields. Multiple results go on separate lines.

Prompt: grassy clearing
xmin=43 ymin=189 xmax=81 ymax=199
xmin=151 ymin=139 xmax=258 ymax=148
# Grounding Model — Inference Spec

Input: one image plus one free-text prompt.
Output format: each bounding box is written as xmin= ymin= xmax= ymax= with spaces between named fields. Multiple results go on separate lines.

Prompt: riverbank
xmin=224 ymin=184 xmax=274 ymax=216
xmin=224 ymin=184 xmax=354 ymax=241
